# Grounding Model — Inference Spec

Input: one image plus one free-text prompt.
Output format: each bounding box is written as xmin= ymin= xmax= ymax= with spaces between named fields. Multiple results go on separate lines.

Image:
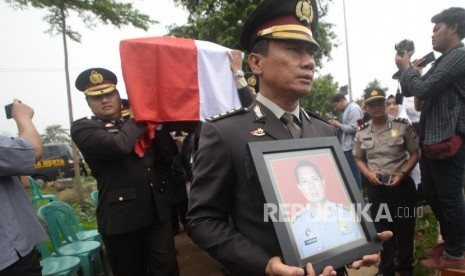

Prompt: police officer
xmin=186 ymin=0 xmax=389 ymax=275
xmin=71 ymin=68 xmax=179 ymax=276
xmin=354 ymin=87 xmax=420 ymax=276
xmin=292 ymin=160 xmax=361 ymax=258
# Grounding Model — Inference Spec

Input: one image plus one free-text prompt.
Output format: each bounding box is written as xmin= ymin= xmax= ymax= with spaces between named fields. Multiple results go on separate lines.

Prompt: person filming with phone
xmin=353 ymin=87 xmax=420 ymax=276
xmin=394 ymin=7 xmax=465 ymax=270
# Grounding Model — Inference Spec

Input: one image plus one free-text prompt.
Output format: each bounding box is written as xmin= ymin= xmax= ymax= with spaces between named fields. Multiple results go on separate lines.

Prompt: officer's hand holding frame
xmin=248 ymin=137 xmax=382 ymax=273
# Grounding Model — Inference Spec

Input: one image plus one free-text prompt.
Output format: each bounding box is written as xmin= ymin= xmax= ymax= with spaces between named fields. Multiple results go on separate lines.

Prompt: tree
xmin=168 ymin=0 xmax=337 ymax=68
xmin=41 ymin=124 xmax=71 ymax=144
xmin=301 ymin=74 xmax=339 ymax=116
xmin=5 ymin=0 xmax=155 ymax=202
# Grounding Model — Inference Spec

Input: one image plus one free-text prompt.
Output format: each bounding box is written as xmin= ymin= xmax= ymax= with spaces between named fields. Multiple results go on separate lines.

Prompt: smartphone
xmin=4 ymin=103 xmax=13 ymax=119
xmin=418 ymin=51 xmax=435 ymax=67
xmin=379 ymin=174 xmax=392 ymax=185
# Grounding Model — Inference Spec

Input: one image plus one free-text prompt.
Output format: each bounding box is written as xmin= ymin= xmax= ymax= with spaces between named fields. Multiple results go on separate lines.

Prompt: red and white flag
xmin=119 ymin=36 xmax=241 ymax=155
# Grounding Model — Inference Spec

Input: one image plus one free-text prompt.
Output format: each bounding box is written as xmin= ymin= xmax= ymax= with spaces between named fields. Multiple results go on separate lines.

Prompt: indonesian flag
xmin=119 ymin=36 xmax=242 ymax=156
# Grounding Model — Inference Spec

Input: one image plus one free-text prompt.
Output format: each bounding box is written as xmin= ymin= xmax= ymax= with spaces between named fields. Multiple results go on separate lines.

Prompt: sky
xmin=1 ymin=0 xmax=463 ymax=136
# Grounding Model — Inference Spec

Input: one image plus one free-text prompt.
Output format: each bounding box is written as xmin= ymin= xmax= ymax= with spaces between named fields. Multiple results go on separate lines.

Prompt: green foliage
xmin=364 ymin=79 xmax=390 ymax=94
xmin=168 ymin=0 xmax=337 ymax=69
xmin=41 ymin=124 xmax=71 ymax=144
xmin=301 ymin=74 xmax=338 ymax=116
xmin=5 ymin=0 xmax=156 ymax=43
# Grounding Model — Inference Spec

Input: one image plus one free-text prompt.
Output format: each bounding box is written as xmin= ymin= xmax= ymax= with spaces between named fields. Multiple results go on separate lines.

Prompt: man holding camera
xmin=354 ymin=87 xmax=420 ymax=276
xmin=0 ymin=99 xmax=47 ymax=276
xmin=395 ymin=7 xmax=465 ymax=269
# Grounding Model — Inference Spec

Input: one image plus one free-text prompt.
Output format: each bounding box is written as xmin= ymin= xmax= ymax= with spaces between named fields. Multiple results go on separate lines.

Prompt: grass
xmin=414 ymin=207 xmax=439 ymax=275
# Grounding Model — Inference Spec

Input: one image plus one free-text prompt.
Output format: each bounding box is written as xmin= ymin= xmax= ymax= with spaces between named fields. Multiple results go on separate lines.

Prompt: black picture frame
xmin=247 ymin=137 xmax=382 ymax=273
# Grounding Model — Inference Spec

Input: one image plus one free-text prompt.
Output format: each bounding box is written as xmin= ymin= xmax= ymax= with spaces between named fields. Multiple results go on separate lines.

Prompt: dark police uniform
xmin=187 ymin=101 xmax=336 ymax=275
xmin=71 ymin=68 xmax=179 ymax=276
xmin=353 ymin=89 xmax=419 ymax=276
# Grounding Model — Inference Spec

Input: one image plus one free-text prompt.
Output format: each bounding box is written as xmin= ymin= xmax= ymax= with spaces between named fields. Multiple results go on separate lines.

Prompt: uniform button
xmin=162 ymin=181 xmax=166 ymax=184
xmin=150 ymin=183 xmax=154 ymax=187
xmin=147 ymin=168 xmax=151 ymax=171
xmin=118 ymin=197 xmax=124 ymax=201
xmin=160 ymin=188 xmax=164 ymax=192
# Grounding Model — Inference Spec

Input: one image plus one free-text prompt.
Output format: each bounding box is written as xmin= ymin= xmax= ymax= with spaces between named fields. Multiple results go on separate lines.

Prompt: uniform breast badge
xmin=391 ymin=129 xmax=399 ymax=137
xmin=250 ymin=128 xmax=266 ymax=136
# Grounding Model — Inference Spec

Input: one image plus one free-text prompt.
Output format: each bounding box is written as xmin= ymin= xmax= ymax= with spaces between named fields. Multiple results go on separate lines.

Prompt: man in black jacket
xmin=71 ymin=68 xmax=179 ymax=276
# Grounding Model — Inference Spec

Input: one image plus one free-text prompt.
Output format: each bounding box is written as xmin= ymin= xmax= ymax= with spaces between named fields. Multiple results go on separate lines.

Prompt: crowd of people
xmin=1 ymin=0 xmax=464 ymax=276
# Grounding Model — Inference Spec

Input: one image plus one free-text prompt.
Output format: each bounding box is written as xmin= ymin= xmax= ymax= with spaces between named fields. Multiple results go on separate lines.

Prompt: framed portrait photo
xmin=247 ymin=137 xmax=382 ymax=272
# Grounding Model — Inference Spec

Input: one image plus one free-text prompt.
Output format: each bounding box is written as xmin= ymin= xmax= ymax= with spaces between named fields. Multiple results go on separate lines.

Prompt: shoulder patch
xmin=393 ymin=117 xmax=409 ymax=124
xmin=205 ymin=107 xmax=248 ymax=122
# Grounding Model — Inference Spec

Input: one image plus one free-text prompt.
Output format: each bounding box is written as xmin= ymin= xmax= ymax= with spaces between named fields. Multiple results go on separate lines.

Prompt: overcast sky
xmin=1 ymin=0 xmax=463 ymax=136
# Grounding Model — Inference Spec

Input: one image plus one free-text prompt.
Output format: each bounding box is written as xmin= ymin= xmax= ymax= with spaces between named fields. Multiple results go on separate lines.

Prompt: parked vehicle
xmin=32 ymin=143 xmax=75 ymax=187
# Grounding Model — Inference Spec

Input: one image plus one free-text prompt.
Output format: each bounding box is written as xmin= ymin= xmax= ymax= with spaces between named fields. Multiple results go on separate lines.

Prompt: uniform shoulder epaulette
xmin=358 ymin=122 xmax=369 ymax=131
xmin=73 ymin=116 xmax=89 ymax=123
xmin=304 ymin=110 xmax=331 ymax=125
xmin=205 ymin=107 xmax=248 ymax=122
xmin=393 ymin=117 xmax=409 ymax=124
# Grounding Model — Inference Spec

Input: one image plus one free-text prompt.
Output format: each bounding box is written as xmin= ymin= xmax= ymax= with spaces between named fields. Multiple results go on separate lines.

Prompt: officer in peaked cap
xmin=186 ymin=0 xmax=388 ymax=275
xmin=71 ymin=68 xmax=180 ymax=276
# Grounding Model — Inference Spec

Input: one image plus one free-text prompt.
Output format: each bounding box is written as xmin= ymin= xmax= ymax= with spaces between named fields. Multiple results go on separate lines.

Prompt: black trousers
xmin=367 ymin=176 xmax=417 ymax=276
xmin=0 ymin=248 xmax=42 ymax=276
xmin=103 ymin=221 xmax=179 ymax=276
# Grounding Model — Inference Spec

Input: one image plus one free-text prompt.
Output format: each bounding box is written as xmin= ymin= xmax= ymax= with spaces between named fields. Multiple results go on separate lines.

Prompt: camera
xmin=393 ymin=39 xmax=415 ymax=79
xmin=395 ymin=39 xmax=415 ymax=57
xmin=4 ymin=103 xmax=13 ymax=119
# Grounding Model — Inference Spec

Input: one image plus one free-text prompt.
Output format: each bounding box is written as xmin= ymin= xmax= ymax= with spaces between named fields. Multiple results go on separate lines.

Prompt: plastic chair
xmin=90 ymin=190 xmax=99 ymax=205
xmin=28 ymin=177 xmax=57 ymax=209
xmin=49 ymin=201 xmax=102 ymax=243
xmin=38 ymin=242 xmax=82 ymax=276
xmin=38 ymin=203 xmax=106 ymax=276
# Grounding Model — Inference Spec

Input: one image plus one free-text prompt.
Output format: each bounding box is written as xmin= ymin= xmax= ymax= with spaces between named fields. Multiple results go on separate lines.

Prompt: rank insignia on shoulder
xmin=253 ymin=104 xmax=264 ymax=118
xmin=250 ymin=128 xmax=266 ymax=137
xmin=358 ymin=122 xmax=369 ymax=131
xmin=205 ymin=107 xmax=247 ymax=122
xmin=393 ymin=118 xmax=409 ymax=124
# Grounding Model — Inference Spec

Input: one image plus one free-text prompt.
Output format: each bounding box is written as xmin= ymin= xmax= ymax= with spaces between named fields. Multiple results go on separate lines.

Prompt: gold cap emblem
xmin=371 ymin=90 xmax=379 ymax=96
xmin=89 ymin=70 xmax=104 ymax=85
xmin=296 ymin=0 xmax=313 ymax=24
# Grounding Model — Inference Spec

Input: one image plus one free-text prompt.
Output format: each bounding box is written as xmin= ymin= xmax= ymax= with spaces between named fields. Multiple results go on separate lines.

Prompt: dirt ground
xmin=174 ymin=229 xmax=379 ymax=276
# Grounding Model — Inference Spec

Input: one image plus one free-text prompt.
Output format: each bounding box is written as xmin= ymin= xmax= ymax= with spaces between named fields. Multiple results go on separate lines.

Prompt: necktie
xmin=281 ymin=113 xmax=302 ymax=139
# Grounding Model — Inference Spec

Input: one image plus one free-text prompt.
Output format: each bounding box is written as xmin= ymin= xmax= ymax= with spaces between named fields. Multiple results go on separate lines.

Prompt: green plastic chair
xmin=49 ymin=201 xmax=102 ymax=243
xmin=38 ymin=242 xmax=82 ymax=276
xmin=28 ymin=177 xmax=57 ymax=209
xmin=38 ymin=203 xmax=106 ymax=276
xmin=90 ymin=190 xmax=99 ymax=205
